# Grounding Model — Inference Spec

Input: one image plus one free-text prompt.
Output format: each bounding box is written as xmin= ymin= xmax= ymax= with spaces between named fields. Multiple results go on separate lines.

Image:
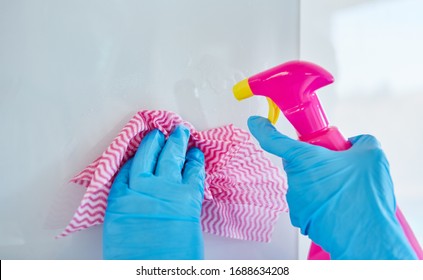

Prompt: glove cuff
xmin=103 ymin=213 xmax=204 ymax=260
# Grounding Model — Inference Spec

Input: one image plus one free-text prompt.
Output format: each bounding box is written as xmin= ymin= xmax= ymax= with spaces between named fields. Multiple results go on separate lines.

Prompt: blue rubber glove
xmin=103 ymin=125 xmax=205 ymax=260
xmin=248 ymin=116 xmax=417 ymax=260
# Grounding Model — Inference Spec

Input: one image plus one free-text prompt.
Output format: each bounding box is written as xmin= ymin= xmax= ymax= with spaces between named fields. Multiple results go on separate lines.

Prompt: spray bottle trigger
xmin=267 ymin=98 xmax=280 ymax=124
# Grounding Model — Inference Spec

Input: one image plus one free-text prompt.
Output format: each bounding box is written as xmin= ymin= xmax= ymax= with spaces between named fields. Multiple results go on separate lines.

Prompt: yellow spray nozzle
xmin=233 ymin=79 xmax=281 ymax=124
xmin=232 ymin=79 xmax=253 ymax=100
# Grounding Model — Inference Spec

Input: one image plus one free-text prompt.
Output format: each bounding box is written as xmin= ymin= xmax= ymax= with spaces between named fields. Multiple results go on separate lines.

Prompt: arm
xmin=248 ymin=116 xmax=417 ymax=260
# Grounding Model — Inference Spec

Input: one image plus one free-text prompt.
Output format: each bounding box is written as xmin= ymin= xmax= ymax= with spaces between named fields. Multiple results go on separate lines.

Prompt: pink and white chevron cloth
xmin=59 ymin=110 xmax=288 ymax=242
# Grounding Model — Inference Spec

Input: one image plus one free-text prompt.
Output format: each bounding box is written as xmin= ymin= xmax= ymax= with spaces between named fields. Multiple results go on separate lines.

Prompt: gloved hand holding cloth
xmin=103 ymin=125 xmax=205 ymax=260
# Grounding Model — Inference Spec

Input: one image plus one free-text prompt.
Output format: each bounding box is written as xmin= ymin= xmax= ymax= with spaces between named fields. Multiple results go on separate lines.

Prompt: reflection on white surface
xmin=0 ymin=0 xmax=299 ymax=259
xmin=300 ymin=0 xmax=423 ymax=259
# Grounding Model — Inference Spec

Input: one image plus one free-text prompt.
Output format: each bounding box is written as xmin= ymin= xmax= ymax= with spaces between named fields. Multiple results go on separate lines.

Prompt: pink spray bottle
xmin=233 ymin=60 xmax=423 ymax=260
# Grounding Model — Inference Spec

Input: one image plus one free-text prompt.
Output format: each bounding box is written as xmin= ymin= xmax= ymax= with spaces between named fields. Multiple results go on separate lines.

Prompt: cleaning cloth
xmin=59 ymin=110 xmax=287 ymax=242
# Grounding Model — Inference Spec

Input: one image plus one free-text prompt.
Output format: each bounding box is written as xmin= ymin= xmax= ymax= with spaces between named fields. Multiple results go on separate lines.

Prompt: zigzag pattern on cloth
xmin=59 ymin=110 xmax=288 ymax=242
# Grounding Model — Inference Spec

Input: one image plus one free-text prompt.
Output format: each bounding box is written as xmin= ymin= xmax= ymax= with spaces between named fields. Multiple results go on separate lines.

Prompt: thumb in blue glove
xmin=248 ymin=116 xmax=417 ymax=260
xmin=103 ymin=125 xmax=205 ymax=260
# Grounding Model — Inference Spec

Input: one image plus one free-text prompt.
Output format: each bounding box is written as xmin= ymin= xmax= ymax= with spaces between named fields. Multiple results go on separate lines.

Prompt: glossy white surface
xmin=299 ymin=0 xmax=423 ymax=259
xmin=0 ymin=0 xmax=299 ymax=259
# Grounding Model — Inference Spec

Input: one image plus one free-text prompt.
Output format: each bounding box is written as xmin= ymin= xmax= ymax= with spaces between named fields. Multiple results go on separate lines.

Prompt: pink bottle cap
xmin=248 ymin=61 xmax=334 ymax=137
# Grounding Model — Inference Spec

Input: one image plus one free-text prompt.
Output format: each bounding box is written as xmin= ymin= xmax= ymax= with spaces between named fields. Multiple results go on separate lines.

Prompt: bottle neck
xmin=298 ymin=126 xmax=351 ymax=151
xmin=284 ymin=102 xmax=329 ymax=137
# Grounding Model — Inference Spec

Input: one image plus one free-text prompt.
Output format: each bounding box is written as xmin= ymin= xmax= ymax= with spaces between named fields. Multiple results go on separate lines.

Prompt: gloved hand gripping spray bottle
xmin=233 ymin=60 xmax=423 ymax=260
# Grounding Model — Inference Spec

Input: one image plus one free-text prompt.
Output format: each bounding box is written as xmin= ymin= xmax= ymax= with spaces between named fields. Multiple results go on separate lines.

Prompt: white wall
xmin=0 ymin=0 xmax=299 ymax=259
xmin=299 ymin=0 xmax=423 ymax=259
